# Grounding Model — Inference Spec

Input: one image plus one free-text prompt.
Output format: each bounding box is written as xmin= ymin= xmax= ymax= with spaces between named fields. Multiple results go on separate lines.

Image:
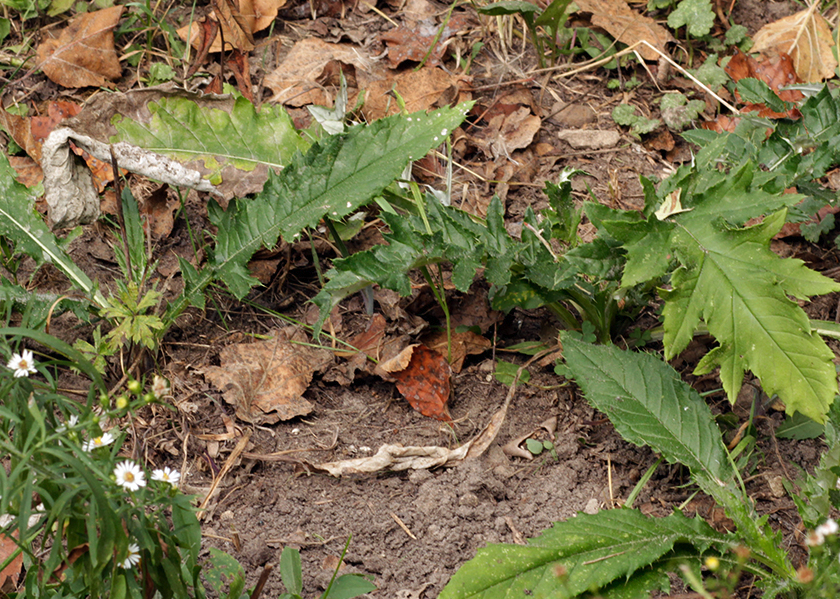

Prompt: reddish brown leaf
xmin=8 ymin=156 xmax=43 ymax=187
xmin=380 ymin=344 xmax=452 ymax=421
xmin=0 ymin=530 xmax=22 ymax=592
xmin=422 ymin=330 xmax=491 ymax=373
xmin=228 ymin=49 xmax=254 ymax=104
xmin=340 ymin=314 xmax=387 ymax=358
xmin=36 ymin=6 xmax=125 ymax=88
xmin=380 ymin=13 xmax=472 ymax=68
xmin=725 ymin=50 xmax=804 ymax=103
xmin=0 ymin=107 xmax=40 ymax=162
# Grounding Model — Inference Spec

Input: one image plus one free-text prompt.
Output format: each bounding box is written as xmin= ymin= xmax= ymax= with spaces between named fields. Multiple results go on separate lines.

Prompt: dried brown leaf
xmin=203 ymin=328 xmax=332 ymax=424
xmin=574 ymin=0 xmax=674 ymax=61
xmin=37 ymin=6 xmax=124 ymax=88
xmin=178 ymin=0 xmax=286 ymax=53
xmin=753 ymin=5 xmax=837 ymax=83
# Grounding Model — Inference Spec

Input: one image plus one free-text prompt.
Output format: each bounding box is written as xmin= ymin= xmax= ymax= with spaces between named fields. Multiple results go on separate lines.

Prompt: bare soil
xmin=12 ymin=0 xmax=834 ymax=596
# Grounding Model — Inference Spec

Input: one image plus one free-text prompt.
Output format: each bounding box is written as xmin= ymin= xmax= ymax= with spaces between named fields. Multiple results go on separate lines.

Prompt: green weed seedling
xmin=277 ymin=539 xmax=376 ymax=599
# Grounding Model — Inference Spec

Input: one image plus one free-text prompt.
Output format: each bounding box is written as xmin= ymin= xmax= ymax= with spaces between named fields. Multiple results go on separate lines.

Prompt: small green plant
xmin=200 ymin=539 xmax=375 ymax=599
xmin=441 ymin=337 xmax=840 ymax=597
xmin=277 ymin=540 xmax=376 ymax=599
xmin=611 ymin=103 xmax=661 ymax=137
xmin=0 ymin=328 xmax=203 ymax=598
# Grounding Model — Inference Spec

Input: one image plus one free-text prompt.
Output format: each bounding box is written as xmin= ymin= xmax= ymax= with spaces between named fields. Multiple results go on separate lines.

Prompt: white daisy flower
xmin=151 ymin=467 xmax=180 ymax=487
xmin=56 ymin=415 xmax=79 ymax=434
xmin=120 ymin=542 xmax=141 ymax=569
xmin=114 ymin=461 xmax=146 ymax=492
xmin=7 ymin=349 xmax=36 ymax=378
xmin=82 ymin=432 xmax=115 ymax=452
xmin=817 ymin=519 xmax=839 ymax=538
xmin=151 ymin=375 xmax=170 ymax=398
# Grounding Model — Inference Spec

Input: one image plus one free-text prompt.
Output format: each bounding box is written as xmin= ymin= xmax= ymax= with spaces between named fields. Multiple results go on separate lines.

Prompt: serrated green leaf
xmin=439 ymin=509 xmax=725 ymax=599
xmin=595 ymin=160 xmax=840 ymax=423
xmin=736 ymin=79 xmax=789 ymax=114
xmin=562 ymin=337 xmax=735 ymax=493
xmin=112 ymin=95 xmax=308 ymax=185
xmin=667 ymin=0 xmax=714 ymax=37
xmin=171 ymin=104 xmax=470 ymax=316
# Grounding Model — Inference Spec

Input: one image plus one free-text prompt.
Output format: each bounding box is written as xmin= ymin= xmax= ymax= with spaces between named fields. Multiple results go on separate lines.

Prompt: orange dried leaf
xmin=36 ymin=6 xmax=125 ymax=88
xmin=380 ymin=344 xmax=452 ymax=421
xmin=0 ymin=531 xmax=22 ymax=591
xmin=752 ymin=4 xmax=837 ymax=83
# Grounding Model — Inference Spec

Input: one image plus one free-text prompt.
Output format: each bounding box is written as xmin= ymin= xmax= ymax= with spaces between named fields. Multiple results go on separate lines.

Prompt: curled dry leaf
xmin=380 ymin=13 xmax=472 ymax=68
xmin=573 ymin=0 xmax=674 ymax=61
xmin=178 ymin=0 xmax=287 ymax=53
xmin=203 ymin=328 xmax=333 ymax=424
xmin=752 ymin=5 xmax=837 ymax=83
xmin=377 ymin=344 xmax=453 ymax=421
xmin=37 ymin=6 xmax=125 ymax=88
xmin=422 ymin=330 xmax=491 ymax=373
xmin=475 ymin=106 xmax=541 ymax=159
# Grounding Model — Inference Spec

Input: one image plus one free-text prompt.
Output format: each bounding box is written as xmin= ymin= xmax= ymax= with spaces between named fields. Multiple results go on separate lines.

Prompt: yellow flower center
xmin=124 ymin=472 xmax=135 ymax=482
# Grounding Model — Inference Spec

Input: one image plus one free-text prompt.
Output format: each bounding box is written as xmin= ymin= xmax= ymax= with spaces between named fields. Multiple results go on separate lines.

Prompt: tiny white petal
xmin=82 ymin=432 xmax=115 ymax=452
xmin=120 ymin=542 xmax=141 ymax=569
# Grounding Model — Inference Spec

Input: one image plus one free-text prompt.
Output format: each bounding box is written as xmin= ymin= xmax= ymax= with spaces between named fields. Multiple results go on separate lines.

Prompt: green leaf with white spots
xmin=667 ymin=0 xmax=715 ymax=37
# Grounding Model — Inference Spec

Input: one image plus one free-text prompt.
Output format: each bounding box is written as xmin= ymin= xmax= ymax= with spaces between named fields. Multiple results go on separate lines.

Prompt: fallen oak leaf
xmin=36 ymin=6 xmax=125 ymax=88
xmin=573 ymin=0 xmax=674 ymax=61
xmin=203 ymin=328 xmax=332 ymax=424
xmin=377 ymin=344 xmax=452 ymax=421
xmin=752 ymin=4 xmax=837 ymax=83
